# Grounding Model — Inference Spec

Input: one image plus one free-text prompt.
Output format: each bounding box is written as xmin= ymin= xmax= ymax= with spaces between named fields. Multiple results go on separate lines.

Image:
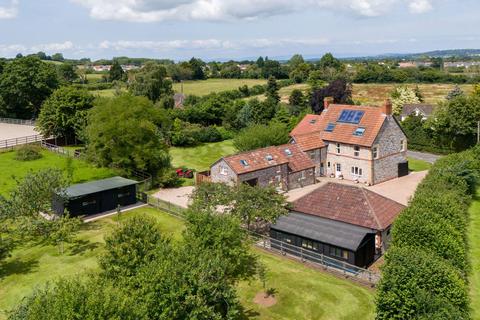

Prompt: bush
xmin=196 ymin=126 xmax=222 ymax=143
xmin=233 ymin=122 xmax=290 ymax=152
xmin=14 ymin=144 xmax=42 ymax=161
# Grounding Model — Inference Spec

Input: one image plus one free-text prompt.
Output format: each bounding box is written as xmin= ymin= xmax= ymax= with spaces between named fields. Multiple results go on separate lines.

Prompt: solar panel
xmin=325 ymin=123 xmax=336 ymax=132
xmin=338 ymin=110 xmax=364 ymax=124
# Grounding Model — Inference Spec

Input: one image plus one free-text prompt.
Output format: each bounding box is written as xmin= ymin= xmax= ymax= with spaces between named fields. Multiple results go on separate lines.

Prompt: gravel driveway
xmin=151 ymin=186 xmax=195 ymax=208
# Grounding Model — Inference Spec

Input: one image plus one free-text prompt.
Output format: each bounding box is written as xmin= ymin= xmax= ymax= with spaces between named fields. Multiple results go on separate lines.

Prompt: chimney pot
xmin=383 ymin=99 xmax=393 ymax=115
xmin=324 ymin=97 xmax=334 ymax=110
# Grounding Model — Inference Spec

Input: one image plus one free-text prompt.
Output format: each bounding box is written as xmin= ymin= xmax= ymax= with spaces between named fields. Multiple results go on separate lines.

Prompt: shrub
xmin=233 ymin=122 xmax=290 ymax=152
xmin=14 ymin=144 xmax=42 ymax=161
xmin=196 ymin=126 xmax=222 ymax=143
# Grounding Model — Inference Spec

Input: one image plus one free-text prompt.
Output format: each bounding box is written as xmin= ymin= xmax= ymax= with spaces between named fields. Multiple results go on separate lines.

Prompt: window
xmin=400 ymin=139 xmax=406 ymax=151
xmin=302 ymin=239 xmax=313 ymax=249
xmin=329 ymin=247 xmax=348 ymax=260
xmin=220 ymin=166 xmax=228 ymax=175
xmin=354 ymin=145 xmax=360 ymax=157
xmin=240 ymin=159 xmax=248 ymax=167
xmin=325 ymin=123 xmax=336 ymax=132
xmin=300 ymin=171 xmax=306 ymax=180
xmin=327 ymin=162 xmax=331 ymax=168
xmin=338 ymin=110 xmax=365 ymax=124
xmin=284 ymin=148 xmax=292 ymax=156
xmin=351 ymin=166 xmax=363 ymax=176
xmin=265 ymin=154 xmax=273 ymax=161
xmin=309 ymin=151 xmax=315 ymax=160
xmin=353 ymin=127 xmax=366 ymax=136
xmin=118 ymin=192 xmax=131 ymax=198
xmin=82 ymin=200 xmax=96 ymax=207
xmin=336 ymin=163 xmax=341 ymax=172
xmin=372 ymin=146 xmax=379 ymax=159
xmin=342 ymin=251 xmax=349 ymax=259
xmin=336 ymin=143 xmax=341 ymax=154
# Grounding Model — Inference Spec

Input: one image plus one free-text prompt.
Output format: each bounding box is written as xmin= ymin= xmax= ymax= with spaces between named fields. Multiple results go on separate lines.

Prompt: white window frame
xmin=351 ymin=166 xmax=363 ymax=177
xmin=220 ymin=166 xmax=228 ymax=175
xmin=400 ymin=139 xmax=406 ymax=152
xmin=372 ymin=145 xmax=379 ymax=159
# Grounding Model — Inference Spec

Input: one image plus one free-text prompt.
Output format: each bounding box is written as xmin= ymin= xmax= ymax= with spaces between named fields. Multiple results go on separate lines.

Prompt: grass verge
xmin=469 ymin=188 xmax=480 ymax=319
xmin=407 ymin=157 xmax=432 ymax=172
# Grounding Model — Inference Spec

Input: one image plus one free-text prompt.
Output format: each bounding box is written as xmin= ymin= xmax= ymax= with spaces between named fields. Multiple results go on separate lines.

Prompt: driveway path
xmin=407 ymin=150 xmax=442 ymax=164
xmin=151 ymin=186 xmax=195 ymax=208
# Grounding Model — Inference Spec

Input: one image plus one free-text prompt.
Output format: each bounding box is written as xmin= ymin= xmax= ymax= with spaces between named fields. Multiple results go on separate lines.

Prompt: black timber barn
xmin=53 ymin=177 xmax=138 ymax=217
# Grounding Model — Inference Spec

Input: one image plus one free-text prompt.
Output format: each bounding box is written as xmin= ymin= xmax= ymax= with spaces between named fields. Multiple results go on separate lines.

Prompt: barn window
xmin=220 ymin=166 xmax=228 ymax=175
xmin=82 ymin=200 xmax=96 ymax=206
xmin=118 ymin=192 xmax=131 ymax=198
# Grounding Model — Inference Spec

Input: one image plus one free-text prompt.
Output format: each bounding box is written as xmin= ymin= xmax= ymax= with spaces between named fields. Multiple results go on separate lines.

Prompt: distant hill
xmin=344 ymin=49 xmax=480 ymax=61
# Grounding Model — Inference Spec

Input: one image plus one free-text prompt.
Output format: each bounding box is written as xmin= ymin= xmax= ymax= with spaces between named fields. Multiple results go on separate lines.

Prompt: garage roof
xmin=64 ymin=176 xmax=138 ymax=198
xmin=271 ymin=211 xmax=373 ymax=251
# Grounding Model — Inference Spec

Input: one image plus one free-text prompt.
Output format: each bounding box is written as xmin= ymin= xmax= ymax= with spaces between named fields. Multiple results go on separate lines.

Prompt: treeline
xmin=376 ymin=146 xmax=480 ymax=319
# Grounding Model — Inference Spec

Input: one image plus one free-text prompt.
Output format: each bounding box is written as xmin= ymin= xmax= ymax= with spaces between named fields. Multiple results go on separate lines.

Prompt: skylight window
xmin=338 ymin=110 xmax=365 ymax=124
xmin=353 ymin=127 xmax=366 ymax=136
xmin=309 ymin=119 xmax=317 ymax=124
xmin=284 ymin=148 xmax=292 ymax=156
xmin=240 ymin=160 xmax=249 ymax=167
xmin=265 ymin=154 xmax=273 ymax=161
xmin=325 ymin=123 xmax=336 ymax=132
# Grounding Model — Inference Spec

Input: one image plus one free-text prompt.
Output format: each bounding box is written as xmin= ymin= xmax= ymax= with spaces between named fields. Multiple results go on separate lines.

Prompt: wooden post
xmin=477 ymin=121 xmax=480 ymax=145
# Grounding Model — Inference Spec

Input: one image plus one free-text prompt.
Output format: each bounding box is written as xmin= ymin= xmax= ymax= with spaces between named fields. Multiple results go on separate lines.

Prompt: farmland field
xmin=0 ymin=149 xmax=117 ymax=196
xmin=0 ymin=206 xmax=375 ymax=320
xmin=352 ymin=83 xmax=474 ymax=105
xmin=173 ymin=78 xmax=266 ymax=96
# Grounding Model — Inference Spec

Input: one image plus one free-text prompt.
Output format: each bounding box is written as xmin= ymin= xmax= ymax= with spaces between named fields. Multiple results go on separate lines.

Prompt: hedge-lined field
xmin=376 ymin=146 xmax=480 ymax=319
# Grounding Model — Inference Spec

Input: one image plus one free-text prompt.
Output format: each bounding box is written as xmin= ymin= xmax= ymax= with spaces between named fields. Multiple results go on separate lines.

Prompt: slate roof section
xmin=221 ymin=144 xmax=315 ymax=175
xmin=272 ymin=211 xmax=372 ymax=251
xmin=401 ymin=104 xmax=435 ymax=117
xmin=290 ymin=104 xmax=389 ymax=147
xmin=291 ymin=182 xmax=405 ymax=230
xmin=64 ymin=176 xmax=138 ymax=198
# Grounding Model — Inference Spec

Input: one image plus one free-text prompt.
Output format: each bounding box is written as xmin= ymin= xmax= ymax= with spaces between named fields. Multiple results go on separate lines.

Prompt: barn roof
xmin=291 ymin=183 xmax=405 ymax=231
xmin=271 ymin=211 xmax=372 ymax=251
xmin=63 ymin=176 xmax=138 ymax=198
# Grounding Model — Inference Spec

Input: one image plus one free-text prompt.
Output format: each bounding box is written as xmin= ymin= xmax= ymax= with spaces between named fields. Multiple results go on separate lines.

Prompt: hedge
xmin=376 ymin=146 xmax=480 ymax=319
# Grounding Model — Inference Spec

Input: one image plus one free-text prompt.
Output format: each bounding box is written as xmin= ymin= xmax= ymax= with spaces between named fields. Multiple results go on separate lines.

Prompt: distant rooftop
xmin=63 ymin=176 xmax=138 ymax=198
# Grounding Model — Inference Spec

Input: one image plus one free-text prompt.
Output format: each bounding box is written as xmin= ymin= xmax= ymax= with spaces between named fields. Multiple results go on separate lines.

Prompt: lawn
xmin=0 ymin=206 xmax=375 ymax=319
xmin=172 ymin=79 xmax=266 ymax=96
xmin=352 ymin=83 xmax=474 ymax=106
xmin=0 ymin=149 xmax=117 ymax=196
xmin=170 ymin=140 xmax=237 ymax=172
xmin=407 ymin=157 xmax=432 ymax=172
xmin=469 ymin=188 xmax=480 ymax=319
xmin=0 ymin=207 xmax=185 ymax=317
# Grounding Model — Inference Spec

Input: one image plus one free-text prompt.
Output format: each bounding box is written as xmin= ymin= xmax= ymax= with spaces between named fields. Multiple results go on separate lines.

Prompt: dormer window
xmin=240 ymin=160 xmax=249 ymax=167
xmin=353 ymin=127 xmax=366 ymax=136
xmin=265 ymin=154 xmax=273 ymax=161
xmin=325 ymin=123 xmax=336 ymax=132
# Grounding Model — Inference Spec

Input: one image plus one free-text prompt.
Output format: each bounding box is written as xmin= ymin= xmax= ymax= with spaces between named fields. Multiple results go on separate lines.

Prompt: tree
xmin=167 ymin=63 xmax=193 ymax=82
xmin=317 ymin=53 xmax=342 ymax=70
xmin=266 ymin=76 xmax=280 ymax=104
xmin=289 ymin=63 xmax=311 ymax=83
xmin=189 ymin=57 xmax=206 ymax=80
xmin=47 ymin=214 xmax=82 ymax=254
xmin=256 ymin=56 xmax=265 ymax=68
xmin=57 ymin=63 xmax=78 ymax=83
xmin=446 ymin=85 xmax=465 ymax=100
xmin=109 ymin=60 xmax=125 ymax=82
xmin=100 ymin=215 xmax=170 ymax=280
xmin=0 ymin=56 xmax=59 ymax=119
xmin=233 ymin=122 xmax=290 ymax=152
xmin=390 ymin=86 xmax=421 ymax=115
xmin=85 ymin=93 xmax=171 ymax=177
xmin=251 ymin=98 xmax=277 ymax=124
xmin=288 ymin=54 xmax=305 ymax=69
xmin=51 ymin=53 xmax=64 ymax=62
xmin=37 ymin=86 xmax=95 ymax=142
xmin=310 ymin=78 xmax=352 ymax=114
xmin=289 ymin=89 xmax=306 ymax=107
xmin=129 ymin=62 xmax=173 ymax=104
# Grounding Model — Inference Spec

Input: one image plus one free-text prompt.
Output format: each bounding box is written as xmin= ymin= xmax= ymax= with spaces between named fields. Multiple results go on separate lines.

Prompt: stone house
xmin=210 ymin=144 xmax=315 ymax=191
xmin=400 ymin=103 xmax=434 ymax=121
xmin=290 ymin=99 xmax=408 ymax=185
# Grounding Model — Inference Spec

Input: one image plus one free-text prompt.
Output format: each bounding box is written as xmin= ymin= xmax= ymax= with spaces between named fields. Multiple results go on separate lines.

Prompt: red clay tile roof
xmin=290 ymin=104 xmax=388 ymax=147
xmin=221 ymin=144 xmax=315 ymax=175
xmin=291 ymin=183 xmax=405 ymax=230
xmin=291 ymin=132 xmax=326 ymax=151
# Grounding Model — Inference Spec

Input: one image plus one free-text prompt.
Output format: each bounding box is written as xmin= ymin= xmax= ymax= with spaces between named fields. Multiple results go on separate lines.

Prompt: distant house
xmin=92 ymin=65 xmax=112 ymax=72
xmin=53 ymin=177 xmax=138 ymax=217
xmin=210 ymin=144 xmax=316 ymax=191
xmin=444 ymin=61 xmax=480 ymax=69
xmin=173 ymin=93 xmax=186 ymax=109
xmin=400 ymin=103 xmax=434 ymax=121
xmin=270 ymin=183 xmax=405 ymax=267
xmin=290 ymin=100 xmax=408 ymax=185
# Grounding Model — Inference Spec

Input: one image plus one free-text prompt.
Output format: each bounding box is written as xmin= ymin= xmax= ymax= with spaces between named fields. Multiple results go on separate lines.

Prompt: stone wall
xmin=372 ymin=116 xmax=408 ymax=184
xmin=288 ymin=168 xmax=316 ymax=189
xmin=211 ymin=159 xmax=237 ymax=185
xmin=306 ymin=147 xmax=328 ymax=176
xmin=238 ymin=164 xmax=289 ymax=190
xmin=325 ymin=143 xmax=373 ymax=184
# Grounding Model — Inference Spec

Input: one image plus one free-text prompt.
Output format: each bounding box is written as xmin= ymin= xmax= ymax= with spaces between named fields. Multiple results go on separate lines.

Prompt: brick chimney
xmin=382 ymin=99 xmax=393 ymax=115
xmin=324 ymin=97 xmax=334 ymax=110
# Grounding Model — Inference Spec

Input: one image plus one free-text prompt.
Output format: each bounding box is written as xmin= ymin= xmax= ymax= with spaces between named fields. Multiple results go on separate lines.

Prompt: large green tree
xmin=109 ymin=60 xmax=125 ymax=82
xmin=0 ymin=56 xmax=59 ymax=119
xmin=57 ymin=63 xmax=78 ymax=83
xmin=85 ymin=93 xmax=171 ymax=177
xmin=129 ymin=62 xmax=173 ymax=105
xmin=233 ymin=122 xmax=290 ymax=152
xmin=37 ymin=86 xmax=95 ymax=141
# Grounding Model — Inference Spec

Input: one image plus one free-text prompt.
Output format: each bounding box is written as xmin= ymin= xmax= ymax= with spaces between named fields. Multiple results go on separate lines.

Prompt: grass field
xmin=469 ymin=188 xmax=480 ymax=319
xmin=170 ymin=140 xmax=237 ymax=172
xmin=173 ymin=79 xmax=266 ymax=96
xmin=0 ymin=206 xmax=375 ymax=319
xmin=407 ymin=157 xmax=432 ymax=172
xmin=0 ymin=149 xmax=117 ymax=196
xmin=352 ymin=83 xmax=474 ymax=105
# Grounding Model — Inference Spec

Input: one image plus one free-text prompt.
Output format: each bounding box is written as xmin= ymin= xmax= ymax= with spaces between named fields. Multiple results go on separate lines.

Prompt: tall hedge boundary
xmin=376 ymin=146 xmax=480 ymax=319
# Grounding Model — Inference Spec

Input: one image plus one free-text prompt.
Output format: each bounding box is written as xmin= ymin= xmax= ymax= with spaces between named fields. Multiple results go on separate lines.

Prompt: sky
xmin=0 ymin=0 xmax=479 ymax=61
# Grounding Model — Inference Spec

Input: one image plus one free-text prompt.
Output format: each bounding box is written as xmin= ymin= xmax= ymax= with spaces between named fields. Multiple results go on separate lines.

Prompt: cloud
xmin=0 ymin=41 xmax=75 ymax=56
xmin=0 ymin=0 xmax=18 ymax=19
xmin=71 ymin=0 xmax=435 ymax=22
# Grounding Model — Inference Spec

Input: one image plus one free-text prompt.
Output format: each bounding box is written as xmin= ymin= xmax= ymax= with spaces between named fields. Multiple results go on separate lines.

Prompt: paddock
xmin=0 ymin=123 xmax=40 ymax=148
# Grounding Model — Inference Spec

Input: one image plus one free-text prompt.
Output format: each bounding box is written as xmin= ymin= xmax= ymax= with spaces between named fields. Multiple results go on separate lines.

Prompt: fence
xmin=195 ymin=170 xmax=211 ymax=185
xmin=142 ymin=195 xmax=380 ymax=285
xmin=0 ymin=118 xmax=36 ymax=126
xmin=0 ymin=134 xmax=44 ymax=150
xmin=41 ymin=141 xmax=81 ymax=157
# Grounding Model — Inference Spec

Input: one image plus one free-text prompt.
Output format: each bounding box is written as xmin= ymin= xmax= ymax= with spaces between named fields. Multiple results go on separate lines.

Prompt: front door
xmin=335 ymin=163 xmax=342 ymax=178
xmin=319 ymin=163 xmax=324 ymax=176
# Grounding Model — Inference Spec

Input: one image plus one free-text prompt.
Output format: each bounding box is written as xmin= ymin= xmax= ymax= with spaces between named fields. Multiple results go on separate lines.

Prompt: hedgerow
xmin=376 ymin=146 xmax=480 ymax=319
